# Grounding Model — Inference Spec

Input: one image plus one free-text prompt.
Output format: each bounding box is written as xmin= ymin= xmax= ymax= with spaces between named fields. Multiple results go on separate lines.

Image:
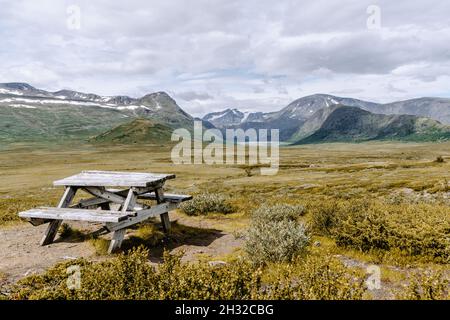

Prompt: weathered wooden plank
xmin=155 ymin=188 xmax=171 ymax=233
xmin=72 ymin=196 xmax=109 ymax=208
xmin=107 ymin=188 xmax=138 ymax=254
xmin=73 ymin=187 xmax=148 ymax=208
xmin=138 ymin=192 xmax=193 ymax=203
xmin=20 ymin=207 xmax=134 ymax=223
xmin=83 ymin=187 xmax=127 ymax=204
xmin=121 ymin=188 xmax=137 ymax=213
xmin=54 ymin=171 xmax=175 ymax=187
xmin=108 ymin=228 xmax=126 ymax=254
xmin=72 ymin=196 xmax=145 ymax=211
xmin=40 ymin=186 xmax=77 ymax=246
xmin=105 ymin=202 xmax=177 ymax=232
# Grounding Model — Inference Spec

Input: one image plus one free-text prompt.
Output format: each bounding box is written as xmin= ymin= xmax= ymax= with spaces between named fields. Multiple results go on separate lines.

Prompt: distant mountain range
xmin=204 ymin=94 xmax=450 ymax=126
xmin=203 ymin=93 xmax=450 ymax=143
xmin=0 ymin=82 xmax=194 ymax=143
xmin=293 ymin=105 xmax=450 ymax=144
xmin=1 ymin=82 xmax=450 ymax=144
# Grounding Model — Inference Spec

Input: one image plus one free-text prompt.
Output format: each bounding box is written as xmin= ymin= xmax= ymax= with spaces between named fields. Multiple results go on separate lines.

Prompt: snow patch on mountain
xmin=0 ymin=88 xmax=24 ymax=95
xmin=10 ymin=104 xmax=36 ymax=109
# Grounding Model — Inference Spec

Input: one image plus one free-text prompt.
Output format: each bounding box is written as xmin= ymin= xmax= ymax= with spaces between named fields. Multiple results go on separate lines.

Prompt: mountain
xmin=204 ymin=94 xmax=450 ymax=141
xmin=3 ymin=82 xmax=450 ymax=145
xmin=273 ymin=94 xmax=379 ymax=121
xmin=202 ymin=94 xmax=379 ymax=140
xmin=0 ymin=83 xmax=194 ymax=143
xmin=0 ymin=82 xmax=51 ymax=97
xmin=203 ymin=108 xmax=248 ymax=128
xmin=294 ymin=105 xmax=450 ymax=144
xmin=89 ymin=118 xmax=174 ymax=144
xmin=135 ymin=92 xmax=193 ymax=128
xmin=289 ymin=105 xmax=339 ymax=142
xmin=373 ymin=97 xmax=450 ymax=125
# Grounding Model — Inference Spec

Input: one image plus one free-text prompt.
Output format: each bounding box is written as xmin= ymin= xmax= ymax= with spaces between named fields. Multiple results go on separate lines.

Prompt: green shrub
xmin=252 ymin=204 xmax=305 ymax=223
xmin=245 ymin=220 xmax=310 ymax=266
xmin=261 ymin=255 xmax=366 ymax=300
xmin=10 ymin=246 xmax=365 ymax=300
xmin=435 ymin=155 xmax=445 ymax=163
xmin=180 ymin=193 xmax=235 ymax=216
xmin=309 ymin=199 xmax=450 ymax=263
xmin=245 ymin=204 xmax=310 ymax=266
xmin=59 ymin=223 xmax=86 ymax=240
xmin=308 ymin=200 xmax=341 ymax=236
xmin=396 ymin=270 xmax=449 ymax=300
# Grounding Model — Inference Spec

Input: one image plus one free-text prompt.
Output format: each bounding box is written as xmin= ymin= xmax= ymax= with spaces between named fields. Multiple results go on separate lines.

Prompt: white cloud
xmin=0 ymin=0 xmax=449 ymax=117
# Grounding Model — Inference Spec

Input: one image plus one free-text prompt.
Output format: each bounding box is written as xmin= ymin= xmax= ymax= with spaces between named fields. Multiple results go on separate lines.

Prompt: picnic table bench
xmin=19 ymin=170 xmax=192 ymax=253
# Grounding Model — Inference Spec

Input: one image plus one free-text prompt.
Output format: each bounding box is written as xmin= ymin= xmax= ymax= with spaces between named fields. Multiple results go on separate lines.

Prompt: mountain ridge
xmin=2 ymin=82 xmax=450 ymax=144
xmin=203 ymin=94 xmax=450 ymax=126
xmin=293 ymin=105 xmax=450 ymax=144
xmin=0 ymin=82 xmax=194 ymax=143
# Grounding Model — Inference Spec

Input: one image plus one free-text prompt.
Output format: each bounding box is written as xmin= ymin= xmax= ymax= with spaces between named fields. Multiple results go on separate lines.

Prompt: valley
xmin=0 ymin=141 xmax=449 ymax=299
xmin=1 ymin=83 xmax=450 ymax=146
xmin=0 ymin=82 xmax=449 ymax=300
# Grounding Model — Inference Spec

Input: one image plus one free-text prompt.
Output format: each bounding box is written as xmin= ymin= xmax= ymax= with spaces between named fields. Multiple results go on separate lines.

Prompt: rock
xmin=208 ymin=261 xmax=227 ymax=268
xmin=300 ymin=183 xmax=320 ymax=189
xmin=62 ymin=256 xmax=77 ymax=260
xmin=313 ymin=241 xmax=321 ymax=247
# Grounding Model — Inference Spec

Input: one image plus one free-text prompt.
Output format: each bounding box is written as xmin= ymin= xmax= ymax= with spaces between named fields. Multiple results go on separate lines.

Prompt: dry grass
xmin=0 ymin=141 xmax=449 ymax=299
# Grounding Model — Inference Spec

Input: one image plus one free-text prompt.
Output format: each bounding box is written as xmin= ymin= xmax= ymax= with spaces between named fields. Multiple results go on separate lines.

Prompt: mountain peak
xmin=294 ymin=104 xmax=450 ymax=144
xmin=202 ymin=108 xmax=246 ymax=128
xmin=141 ymin=91 xmax=171 ymax=99
xmin=279 ymin=94 xmax=379 ymax=121
xmin=0 ymin=82 xmax=36 ymax=90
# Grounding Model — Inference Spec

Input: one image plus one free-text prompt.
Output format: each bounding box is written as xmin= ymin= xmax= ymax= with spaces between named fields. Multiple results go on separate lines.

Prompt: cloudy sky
xmin=0 ymin=0 xmax=449 ymax=116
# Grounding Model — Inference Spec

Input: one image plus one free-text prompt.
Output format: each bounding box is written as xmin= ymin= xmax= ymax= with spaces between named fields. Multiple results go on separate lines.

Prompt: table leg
xmin=40 ymin=186 xmax=77 ymax=246
xmin=155 ymin=188 xmax=171 ymax=233
xmin=108 ymin=188 xmax=137 ymax=254
xmin=108 ymin=228 xmax=126 ymax=253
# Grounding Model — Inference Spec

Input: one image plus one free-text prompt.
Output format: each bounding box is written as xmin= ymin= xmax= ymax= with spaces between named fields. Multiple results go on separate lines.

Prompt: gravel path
xmin=0 ymin=224 xmax=97 ymax=285
xmin=0 ymin=217 xmax=244 ymax=290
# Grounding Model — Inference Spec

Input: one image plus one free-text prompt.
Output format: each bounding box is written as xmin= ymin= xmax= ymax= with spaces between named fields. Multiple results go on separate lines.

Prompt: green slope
xmin=0 ymin=89 xmax=194 ymax=145
xmin=294 ymin=105 xmax=450 ymax=144
xmin=89 ymin=118 xmax=174 ymax=144
xmin=0 ymin=104 xmax=130 ymax=143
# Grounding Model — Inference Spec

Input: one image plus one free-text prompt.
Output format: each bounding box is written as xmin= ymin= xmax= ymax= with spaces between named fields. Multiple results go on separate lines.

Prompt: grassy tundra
xmin=0 ymin=141 xmax=449 ymax=299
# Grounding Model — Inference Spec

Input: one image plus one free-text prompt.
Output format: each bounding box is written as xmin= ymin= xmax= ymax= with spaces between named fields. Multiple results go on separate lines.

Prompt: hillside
xmin=3 ymin=82 xmax=450 ymax=145
xmin=204 ymin=94 xmax=450 ymax=142
xmin=294 ymin=105 xmax=450 ymax=144
xmin=374 ymin=97 xmax=450 ymax=125
xmin=0 ymin=83 xmax=194 ymax=143
xmin=89 ymin=118 xmax=174 ymax=144
xmin=0 ymin=101 xmax=129 ymax=143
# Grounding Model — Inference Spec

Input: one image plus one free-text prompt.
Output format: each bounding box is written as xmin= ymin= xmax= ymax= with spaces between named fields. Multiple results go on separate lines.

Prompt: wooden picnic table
xmin=19 ymin=170 xmax=192 ymax=253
